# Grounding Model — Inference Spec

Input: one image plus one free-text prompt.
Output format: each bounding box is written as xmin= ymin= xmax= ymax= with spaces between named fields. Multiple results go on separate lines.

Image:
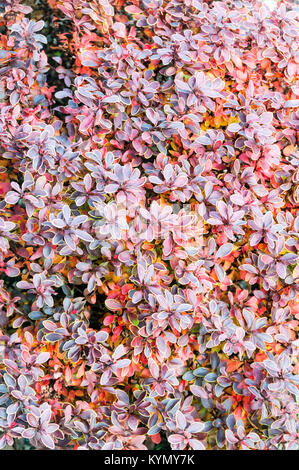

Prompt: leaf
xmin=225 ymin=429 xmax=238 ymax=445
xmin=40 ymin=433 xmax=55 ymax=450
xmin=148 ymin=358 xmax=159 ymax=380
xmin=176 ymin=410 xmax=186 ymax=430
xmin=156 ymin=336 xmax=167 ymax=356
xmin=75 ymin=229 xmax=94 ymax=242
xmin=226 ymin=360 xmax=242 ymax=373
xmin=113 ymin=344 xmax=127 ymax=360
xmin=190 ymin=384 xmax=208 ymax=399
xmin=125 ymin=5 xmax=143 ymax=14
xmin=5 ymin=192 xmax=19 ymax=204
xmin=187 ymin=421 xmax=205 ymax=433
xmin=5 ymin=267 xmax=20 ymax=277
xmin=79 ymin=115 xmax=94 ymax=133
xmin=36 ymin=352 xmax=50 ymax=364
xmin=115 ymin=359 xmax=131 ymax=369
xmin=227 ymin=123 xmax=241 ymax=133
xmin=284 ymin=100 xmax=299 ymax=108
xmin=215 ymin=243 xmax=234 ymax=258
xmin=16 ymin=281 xmax=32 ymax=289
xmin=45 ymin=333 xmax=62 ymax=343
xmin=189 ymin=438 xmax=205 ymax=450
xmin=105 ymin=299 xmax=122 ymax=311
xmin=168 ymin=434 xmax=184 ymax=444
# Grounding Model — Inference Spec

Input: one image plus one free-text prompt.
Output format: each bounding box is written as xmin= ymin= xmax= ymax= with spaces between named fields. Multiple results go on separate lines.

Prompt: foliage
xmin=0 ymin=0 xmax=298 ymax=451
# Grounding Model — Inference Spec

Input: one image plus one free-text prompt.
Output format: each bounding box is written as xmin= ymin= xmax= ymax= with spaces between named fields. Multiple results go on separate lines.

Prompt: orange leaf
xmin=226 ymin=360 xmax=242 ymax=373
xmin=151 ymin=433 xmax=161 ymax=445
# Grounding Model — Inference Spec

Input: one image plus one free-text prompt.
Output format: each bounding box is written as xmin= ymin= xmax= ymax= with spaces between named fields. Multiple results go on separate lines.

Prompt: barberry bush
xmin=0 ymin=0 xmax=298 ymax=450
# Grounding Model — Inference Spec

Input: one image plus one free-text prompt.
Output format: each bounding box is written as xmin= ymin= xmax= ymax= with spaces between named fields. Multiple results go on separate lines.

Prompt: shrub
xmin=0 ymin=0 xmax=298 ymax=450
